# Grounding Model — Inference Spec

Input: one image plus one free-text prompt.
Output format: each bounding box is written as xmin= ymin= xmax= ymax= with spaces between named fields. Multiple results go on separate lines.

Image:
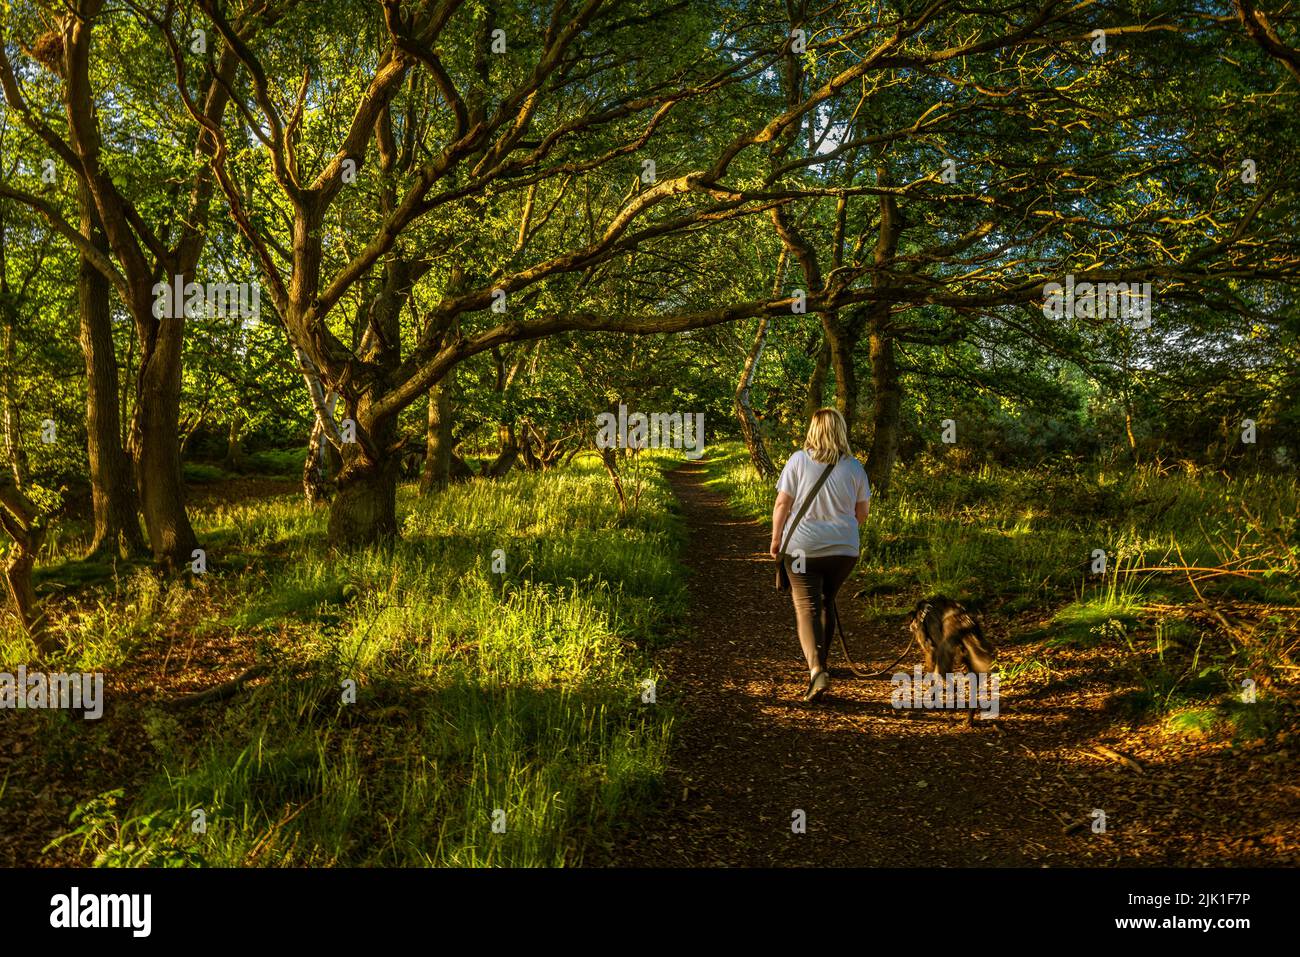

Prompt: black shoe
xmin=801 ymin=673 xmax=817 ymax=702
xmin=803 ymin=669 xmax=831 ymax=703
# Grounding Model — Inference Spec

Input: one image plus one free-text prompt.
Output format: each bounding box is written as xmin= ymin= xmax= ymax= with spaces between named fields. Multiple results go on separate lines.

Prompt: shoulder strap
xmin=779 ymin=457 xmax=838 ymax=556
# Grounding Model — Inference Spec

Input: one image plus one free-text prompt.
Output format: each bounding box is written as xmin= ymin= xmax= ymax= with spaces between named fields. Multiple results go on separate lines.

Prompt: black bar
xmin=5 ymin=867 xmax=1284 ymax=944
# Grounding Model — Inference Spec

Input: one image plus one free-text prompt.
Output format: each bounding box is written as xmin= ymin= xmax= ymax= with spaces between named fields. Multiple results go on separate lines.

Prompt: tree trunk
xmin=449 ymin=452 xmax=475 ymax=482
xmin=866 ymin=325 xmax=901 ymax=496
xmin=304 ymin=415 xmax=342 ymax=505
xmin=324 ymin=256 xmax=408 ymax=548
xmin=222 ymin=415 xmax=249 ymax=473
xmin=1122 ymin=333 xmax=1139 ymax=463
xmin=827 ymin=319 xmax=860 ymax=435
xmin=0 ymin=473 xmax=49 ymax=654
xmin=520 ymin=433 xmax=542 ymax=472
xmin=328 ymin=446 xmax=399 ymax=548
xmin=804 ymin=337 xmax=831 ymax=422
xmin=419 ymin=378 xmax=454 ymax=494
xmin=519 ymin=421 xmax=565 ymax=471
xmin=484 ymin=445 xmax=519 ymax=478
xmin=483 ymin=421 xmax=519 ymax=478
xmin=321 ymin=248 xmax=427 ymax=546
xmin=864 ymin=162 xmax=905 ymax=497
xmin=78 ymin=181 xmax=144 ymax=559
xmin=301 ymin=378 xmax=341 ymax=505
xmin=599 ymin=446 xmax=628 ymax=513
xmin=736 ymin=315 xmax=778 ymax=478
xmin=130 ymin=305 xmax=199 ymax=569
xmin=1 ymin=295 xmax=28 ymax=487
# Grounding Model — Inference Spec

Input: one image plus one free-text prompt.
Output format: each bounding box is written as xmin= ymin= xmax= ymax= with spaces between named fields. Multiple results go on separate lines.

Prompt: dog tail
xmin=961 ymin=618 xmax=996 ymax=673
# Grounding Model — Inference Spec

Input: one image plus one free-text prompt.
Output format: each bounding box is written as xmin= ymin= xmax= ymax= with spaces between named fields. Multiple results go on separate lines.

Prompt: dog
xmin=907 ymin=596 xmax=997 ymax=724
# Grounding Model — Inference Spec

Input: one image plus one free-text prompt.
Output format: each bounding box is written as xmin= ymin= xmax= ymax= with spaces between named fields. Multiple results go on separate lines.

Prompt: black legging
xmin=784 ymin=554 xmax=858 ymax=672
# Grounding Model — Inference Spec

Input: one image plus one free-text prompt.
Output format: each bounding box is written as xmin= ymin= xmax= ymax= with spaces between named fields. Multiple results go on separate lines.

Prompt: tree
xmin=1 ymin=0 xmax=251 ymax=565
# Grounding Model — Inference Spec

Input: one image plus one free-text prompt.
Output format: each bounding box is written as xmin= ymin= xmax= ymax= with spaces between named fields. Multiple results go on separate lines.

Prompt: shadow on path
xmin=605 ymin=460 xmax=1057 ymax=867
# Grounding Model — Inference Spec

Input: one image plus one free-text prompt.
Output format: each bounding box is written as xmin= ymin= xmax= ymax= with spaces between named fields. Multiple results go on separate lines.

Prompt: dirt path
xmin=604 ymin=460 xmax=1297 ymax=867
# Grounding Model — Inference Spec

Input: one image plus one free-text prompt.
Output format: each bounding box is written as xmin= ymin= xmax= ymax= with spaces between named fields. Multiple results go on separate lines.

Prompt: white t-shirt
xmin=775 ymin=450 xmax=871 ymax=559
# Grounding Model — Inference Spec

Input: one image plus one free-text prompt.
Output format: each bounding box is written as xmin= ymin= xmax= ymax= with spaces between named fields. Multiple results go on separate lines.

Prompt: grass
xmin=7 ymin=440 xmax=1295 ymax=864
xmin=244 ymin=448 xmax=307 ymax=478
xmin=705 ymin=440 xmax=1298 ymax=733
xmin=181 ymin=462 xmax=229 ymax=484
xmin=5 ymin=450 xmax=688 ymax=867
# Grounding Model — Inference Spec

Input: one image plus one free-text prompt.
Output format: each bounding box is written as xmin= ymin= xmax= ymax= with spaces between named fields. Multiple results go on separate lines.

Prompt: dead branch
xmin=167 ymin=663 xmax=271 ymax=709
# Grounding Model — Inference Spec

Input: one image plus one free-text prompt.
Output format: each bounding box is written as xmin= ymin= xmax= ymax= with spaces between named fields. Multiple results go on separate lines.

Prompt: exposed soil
xmin=601 ymin=460 xmax=1299 ymax=867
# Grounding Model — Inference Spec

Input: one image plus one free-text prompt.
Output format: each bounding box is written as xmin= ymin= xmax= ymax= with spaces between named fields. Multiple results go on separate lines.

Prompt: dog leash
xmin=829 ymin=597 xmax=912 ymax=679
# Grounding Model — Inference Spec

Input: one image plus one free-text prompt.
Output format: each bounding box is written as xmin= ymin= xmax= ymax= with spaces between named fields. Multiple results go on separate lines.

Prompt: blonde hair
xmin=804 ymin=408 xmax=851 ymax=464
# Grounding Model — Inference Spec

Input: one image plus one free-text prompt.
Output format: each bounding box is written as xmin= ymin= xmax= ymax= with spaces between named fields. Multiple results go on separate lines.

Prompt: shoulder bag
xmin=774 ymin=457 xmax=837 ymax=591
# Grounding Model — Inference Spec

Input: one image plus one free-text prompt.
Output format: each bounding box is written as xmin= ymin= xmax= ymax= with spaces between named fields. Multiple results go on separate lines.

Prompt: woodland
xmin=0 ymin=0 xmax=1296 ymax=867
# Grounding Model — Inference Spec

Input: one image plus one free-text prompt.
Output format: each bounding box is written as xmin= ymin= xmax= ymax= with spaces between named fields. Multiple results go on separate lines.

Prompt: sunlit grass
xmin=707 ymin=440 xmax=1298 ymax=731
xmin=19 ymin=450 xmax=688 ymax=867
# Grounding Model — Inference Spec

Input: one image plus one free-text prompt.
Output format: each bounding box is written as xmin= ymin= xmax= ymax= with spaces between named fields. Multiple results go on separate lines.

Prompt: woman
xmin=769 ymin=408 xmax=871 ymax=703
